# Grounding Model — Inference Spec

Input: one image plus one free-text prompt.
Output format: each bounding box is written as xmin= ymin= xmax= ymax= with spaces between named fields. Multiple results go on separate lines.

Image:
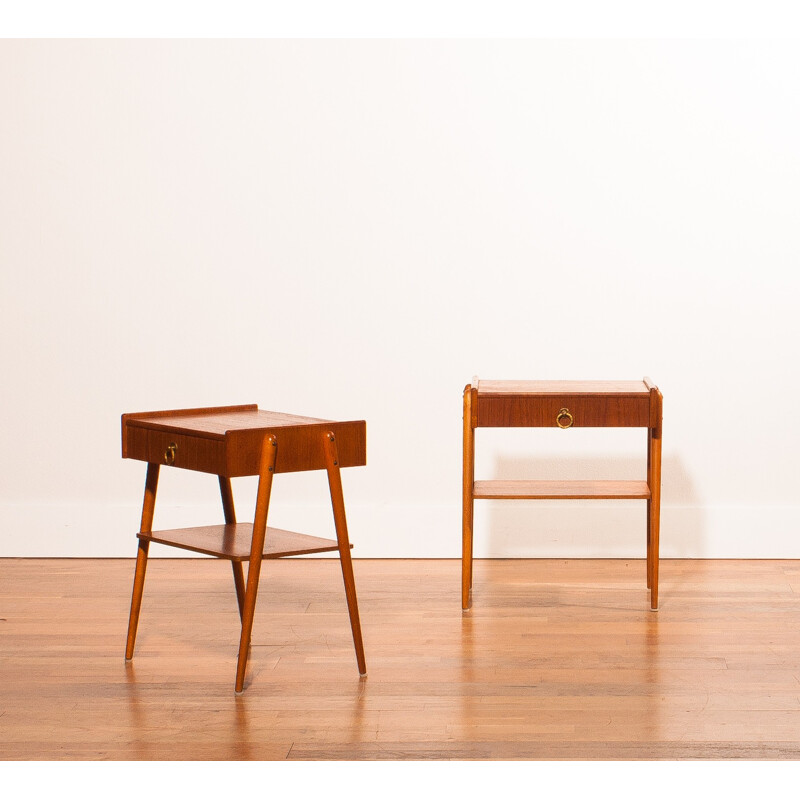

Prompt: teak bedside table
xmin=462 ymin=379 xmax=663 ymax=611
xmin=121 ymin=404 xmax=367 ymax=693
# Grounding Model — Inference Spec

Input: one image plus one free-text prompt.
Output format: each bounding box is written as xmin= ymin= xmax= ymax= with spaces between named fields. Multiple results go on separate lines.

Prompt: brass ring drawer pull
xmin=164 ymin=442 xmax=178 ymax=465
xmin=556 ymin=408 xmax=573 ymax=429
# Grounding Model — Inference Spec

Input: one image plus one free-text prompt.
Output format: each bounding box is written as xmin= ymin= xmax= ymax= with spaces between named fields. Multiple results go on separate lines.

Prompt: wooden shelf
xmin=473 ymin=480 xmax=651 ymax=500
xmin=138 ymin=523 xmax=343 ymax=561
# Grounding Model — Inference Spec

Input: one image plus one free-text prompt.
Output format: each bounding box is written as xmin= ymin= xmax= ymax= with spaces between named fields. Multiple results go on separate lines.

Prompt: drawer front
xmin=476 ymin=394 xmax=650 ymax=428
xmin=226 ymin=420 xmax=367 ymax=476
xmin=123 ymin=420 xmax=366 ymax=476
xmin=124 ymin=424 xmax=227 ymax=474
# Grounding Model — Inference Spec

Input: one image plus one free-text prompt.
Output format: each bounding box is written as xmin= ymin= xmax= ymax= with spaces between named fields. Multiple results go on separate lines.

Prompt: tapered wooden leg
xmin=231 ymin=563 xmax=246 ymax=621
xmin=125 ymin=462 xmax=160 ymax=660
xmin=646 ymin=432 xmax=652 ymax=590
xmin=649 ymin=432 xmax=662 ymax=611
xmin=646 ymin=499 xmax=652 ymax=589
xmin=323 ymin=432 xmax=367 ymax=676
xmin=462 ymin=385 xmax=475 ymax=609
xmin=219 ymin=476 xmax=245 ymax=620
xmin=234 ymin=435 xmax=277 ymax=693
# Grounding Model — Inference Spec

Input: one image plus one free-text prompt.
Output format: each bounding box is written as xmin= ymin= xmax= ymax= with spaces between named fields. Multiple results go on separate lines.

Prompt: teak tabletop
xmin=475 ymin=380 xmax=650 ymax=395
xmin=121 ymin=403 xmax=367 ymax=693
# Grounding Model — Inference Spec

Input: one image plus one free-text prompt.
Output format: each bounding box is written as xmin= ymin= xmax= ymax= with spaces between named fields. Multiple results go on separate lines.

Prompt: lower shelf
xmin=473 ymin=480 xmax=651 ymax=500
xmin=138 ymin=523 xmax=343 ymax=561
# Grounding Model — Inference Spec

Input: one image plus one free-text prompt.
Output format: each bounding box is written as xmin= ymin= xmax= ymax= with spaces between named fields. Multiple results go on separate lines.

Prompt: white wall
xmin=2 ymin=39 xmax=799 ymax=558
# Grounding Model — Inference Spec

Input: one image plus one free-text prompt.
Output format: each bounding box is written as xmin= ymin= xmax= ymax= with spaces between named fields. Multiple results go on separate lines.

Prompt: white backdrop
xmin=2 ymin=39 xmax=799 ymax=558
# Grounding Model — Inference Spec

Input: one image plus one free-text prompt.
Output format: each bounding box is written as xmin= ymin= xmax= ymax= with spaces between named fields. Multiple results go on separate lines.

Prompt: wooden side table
xmin=462 ymin=379 xmax=663 ymax=611
xmin=121 ymin=404 xmax=367 ymax=693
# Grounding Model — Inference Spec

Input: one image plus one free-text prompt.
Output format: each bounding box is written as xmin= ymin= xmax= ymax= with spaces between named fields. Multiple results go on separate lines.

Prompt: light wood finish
xmin=124 ymin=462 xmax=159 ymax=660
xmin=462 ymin=385 xmax=475 ymax=609
xmin=464 ymin=378 xmax=663 ymax=610
xmin=4 ymin=558 xmax=800 ymax=760
xmin=649 ymin=436 xmax=662 ymax=608
xmin=478 ymin=380 xmax=650 ymax=394
xmin=139 ymin=525 xmax=343 ymax=560
xmin=323 ymin=432 xmax=367 ymax=676
xmin=122 ymin=404 xmax=368 ymax=692
xmin=235 ymin=435 xmax=277 ymax=693
xmin=473 ymin=480 xmax=651 ymax=500
xmin=646 ymin=382 xmax=664 ymax=608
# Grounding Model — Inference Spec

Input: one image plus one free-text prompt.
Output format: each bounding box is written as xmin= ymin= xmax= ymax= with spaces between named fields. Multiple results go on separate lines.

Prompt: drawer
xmin=226 ymin=420 xmax=367 ymax=476
xmin=123 ymin=418 xmax=366 ymax=476
xmin=124 ymin=424 xmax=227 ymax=474
xmin=476 ymin=393 xmax=650 ymax=428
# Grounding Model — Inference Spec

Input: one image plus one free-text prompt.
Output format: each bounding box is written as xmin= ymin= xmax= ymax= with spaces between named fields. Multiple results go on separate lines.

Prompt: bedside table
xmin=462 ymin=379 xmax=663 ymax=610
xmin=121 ymin=404 xmax=367 ymax=693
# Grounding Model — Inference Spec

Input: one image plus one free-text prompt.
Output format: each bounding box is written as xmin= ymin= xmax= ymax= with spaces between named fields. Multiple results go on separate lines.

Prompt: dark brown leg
xmin=234 ymin=435 xmax=277 ymax=693
xmin=125 ymin=462 xmax=160 ymax=660
xmin=462 ymin=385 xmax=475 ymax=609
xmin=323 ymin=432 xmax=367 ymax=676
xmin=219 ymin=476 xmax=245 ymax=620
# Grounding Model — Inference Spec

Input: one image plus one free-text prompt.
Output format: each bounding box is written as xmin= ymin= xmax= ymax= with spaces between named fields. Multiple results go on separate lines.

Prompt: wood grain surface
xmin=473 ymin=480 xmax=651 ymax=500
xmin=122 ymin=406 xmax=367 ymax=476
xmin=473 ymin=380 xmax=653 ymax=428
xmin=476 ymin=395 xmax=650 ymax=428
xmin=138 ymin=525 xmax=343 ymax=560
xmin=3 ymin=558 xmax=800 ymax=760
xmin=477 ymin=381 xmax=649 ymax=395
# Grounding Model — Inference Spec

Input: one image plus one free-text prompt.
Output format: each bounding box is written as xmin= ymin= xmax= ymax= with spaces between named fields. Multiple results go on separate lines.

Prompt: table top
xmin=476 ymin=380 xmax=651 ymax=396
xmin=123 ymin=404 xmax=338 ymax=438
xmin=122 ymin=404 xmax=367 ymax=476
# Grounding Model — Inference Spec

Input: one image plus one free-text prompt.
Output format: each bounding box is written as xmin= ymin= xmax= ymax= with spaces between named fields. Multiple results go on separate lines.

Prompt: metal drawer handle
xmin=556 ymin=408 xmax=573 ymax=429
xmin=164 ymin=442 xmax=178 ymax=465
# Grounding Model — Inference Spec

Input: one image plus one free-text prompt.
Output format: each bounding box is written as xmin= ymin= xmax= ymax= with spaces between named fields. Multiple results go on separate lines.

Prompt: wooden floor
xmin=2 ymin=558 xmax=800 ymax=760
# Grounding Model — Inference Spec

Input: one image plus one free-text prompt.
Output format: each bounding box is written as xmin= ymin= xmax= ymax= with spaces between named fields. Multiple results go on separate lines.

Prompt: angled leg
xmin=125 ymin=462 xmax=160 ymax=660
xmin=462 ymin=384 xmax=475 ymax=609
xmin=219 ymin=476 xmax=245 ymax=620
xmin=323 ymin=432 xmax=367 ymax=676
xmin=235 ymin=434 xmax=277 ymax=693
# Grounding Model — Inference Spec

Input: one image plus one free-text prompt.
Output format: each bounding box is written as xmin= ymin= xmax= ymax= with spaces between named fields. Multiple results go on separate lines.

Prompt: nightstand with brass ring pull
xmin=461 ymin=378 xmax=663 ymax=611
